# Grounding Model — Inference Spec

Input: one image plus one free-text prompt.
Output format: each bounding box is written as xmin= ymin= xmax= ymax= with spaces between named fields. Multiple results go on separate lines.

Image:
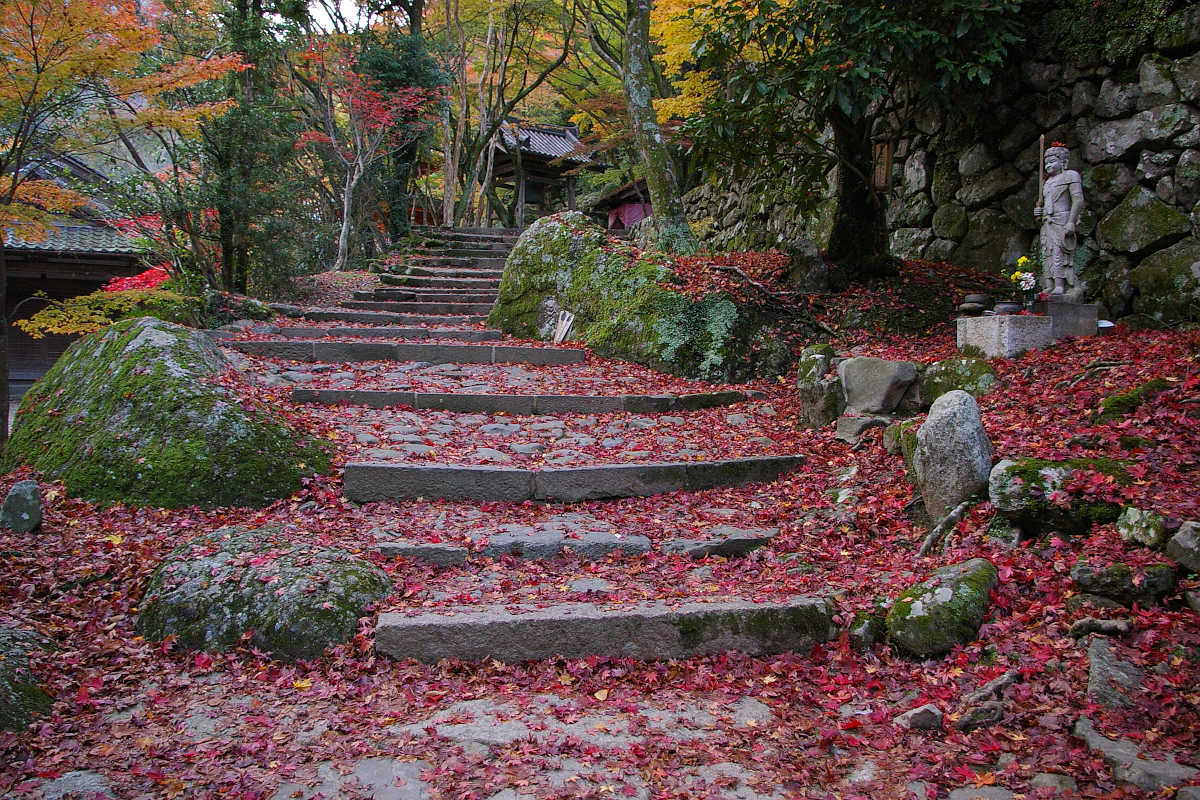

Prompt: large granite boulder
xmin=989 ymin=458 xmax=1125 ymax=535
xmin=837 ymin=357 xmax=918 ymax=414
xmin=913 ymin=391 xmax=994 ymax=519
xmin=488 ymin=213 xmax=792 ymax=381
xmin=2 ymin=317 xmax=330 ymax=508
xmin=886 ymin=559 xmax=998 ymax=657
xmin=136 ymin=526 xmax=392 ymax=661
xmin=795 ymin=344 xmax=845 ymax=428
xmin=0 ymin=627 xmax=52 ymax=732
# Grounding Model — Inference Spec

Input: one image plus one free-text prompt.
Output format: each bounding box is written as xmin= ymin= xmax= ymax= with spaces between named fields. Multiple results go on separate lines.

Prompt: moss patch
xmin=3 ymin=317 xmax=329 ymax=509
xmin=488 ymin=213 xmax=793 ymax=382
xmin=1097 ymin=377 xmax=1172 ymax=422
xmin=0 ymin=627 xmax=52 ymax=732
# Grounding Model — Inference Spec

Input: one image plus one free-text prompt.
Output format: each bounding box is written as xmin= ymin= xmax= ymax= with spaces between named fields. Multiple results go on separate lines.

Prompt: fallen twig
xmin=1055 ymin=359 xmax=1132 ymax=390
xmin=916 ymin=500 xmax=971 ymax=558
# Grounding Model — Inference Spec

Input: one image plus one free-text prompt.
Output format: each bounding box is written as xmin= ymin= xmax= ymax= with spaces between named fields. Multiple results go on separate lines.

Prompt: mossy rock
xmin=921 ymin=358 xmax=997 ymax=405
xmin=886 ymin=558 xmax=998 ymax=658
xmin=0 ymin=627 xmax=52 ymax=732
xmin=1127 ymin=238 xmax=1200 ymax=322
xmin=1070 ymin=559 xmax=1178 ymax=607
xmin=796 ymin=344 xmax=845 ymax=428
xmin=3 ymin=317 xmax=330 ymax=508
xmin=1097 ymin=377 xmax=1172 ymax=422
xmin=988 ymin=458 xmax=1126 ymax=535
xmin=136 ymin=526 xmax=392 ymax=661
xmin=849 ymin=610 xmax=887 ymax=650
xmin=487 ymin=212 xmax=792 ymax=382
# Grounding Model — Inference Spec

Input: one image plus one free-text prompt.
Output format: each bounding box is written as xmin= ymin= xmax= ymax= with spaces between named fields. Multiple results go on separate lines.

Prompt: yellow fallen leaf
xmin=594 ymin=688 xmax=609 ymax=701
xmin=292 ymin=678 xmax=313 ymax=689
xmin=107 ymin=535 xmax=123 ymax=545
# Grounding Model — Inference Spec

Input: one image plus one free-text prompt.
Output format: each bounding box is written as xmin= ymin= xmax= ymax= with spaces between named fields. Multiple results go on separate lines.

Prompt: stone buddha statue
xmin=1034 ymin=145 xmax=1085 ymax=300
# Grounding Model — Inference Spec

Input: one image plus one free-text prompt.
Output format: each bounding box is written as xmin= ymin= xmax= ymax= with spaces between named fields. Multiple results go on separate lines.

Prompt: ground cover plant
xmin=0 ymin=260 xmax=1198 ymax=799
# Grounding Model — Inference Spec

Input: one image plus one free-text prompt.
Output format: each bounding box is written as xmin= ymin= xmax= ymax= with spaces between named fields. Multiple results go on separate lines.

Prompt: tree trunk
xmin=0 ymin=242 xmax=8 ymax=454
xmin=336 ymin=167 xmax=361 ymax=272
xmin=826 ymin=109 xmax=898 ymax=281
xmin=623 ymin=0 xmax=696 ymax=254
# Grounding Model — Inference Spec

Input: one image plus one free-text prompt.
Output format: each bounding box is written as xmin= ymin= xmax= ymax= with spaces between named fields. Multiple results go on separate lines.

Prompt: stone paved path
xmin=97 ymin=227 xmax=983 ymax=800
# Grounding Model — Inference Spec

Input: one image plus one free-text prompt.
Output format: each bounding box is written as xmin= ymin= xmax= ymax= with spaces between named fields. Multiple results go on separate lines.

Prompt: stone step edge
xmin=377 ymin=525 xmax=778 ymax=567
xmin=274 ymin=327 xmax=503 ymax=342
xmin=342 ymin=300 xmax=496 ymax=313
xmin=375 ymin=597 xmax=836 ymax=664
xmin=292 ymin=388 xmax=760 ymax=414
xmin=342 ymin=454 xmax=804 ymax=503
xmin=227 ymin=340 xmax=586 ymax=365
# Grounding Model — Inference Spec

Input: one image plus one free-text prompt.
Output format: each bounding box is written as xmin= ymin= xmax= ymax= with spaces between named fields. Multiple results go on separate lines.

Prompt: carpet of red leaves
xmin=1 ymin=265 xmax=1198 ymax=798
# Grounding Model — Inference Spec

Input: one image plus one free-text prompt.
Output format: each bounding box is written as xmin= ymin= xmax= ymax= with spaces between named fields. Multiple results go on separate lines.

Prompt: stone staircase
xmin=346 ymin=226 xmax=519 ymax=319
xmin=234 ymin=227 xmax=826 ymax=670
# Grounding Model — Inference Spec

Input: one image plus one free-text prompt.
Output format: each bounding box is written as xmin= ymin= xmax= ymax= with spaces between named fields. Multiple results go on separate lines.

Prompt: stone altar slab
xmin=957 ymin=315 xmax=1054 ymax=358
xmin=1033 ymin=299 xmax=1099 ymax=340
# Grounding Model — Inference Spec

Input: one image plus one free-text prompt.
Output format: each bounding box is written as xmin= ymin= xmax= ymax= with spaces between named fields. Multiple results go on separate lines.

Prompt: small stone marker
xmin=0 ymin=480 xmax=42 ymax=533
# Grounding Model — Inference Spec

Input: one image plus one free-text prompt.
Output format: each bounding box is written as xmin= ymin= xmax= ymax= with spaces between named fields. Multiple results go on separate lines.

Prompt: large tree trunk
xmin=336 ymin=167 xmax=361 ymax=272
xmin=623 ymin=0 xmax=696 ymax=254
xmin=0 ymin=242 xmax=8 ymax=454
xmin=826 ymin=109 xmax=898 ymax=282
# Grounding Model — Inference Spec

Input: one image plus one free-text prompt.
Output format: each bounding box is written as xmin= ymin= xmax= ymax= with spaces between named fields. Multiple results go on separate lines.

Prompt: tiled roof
xmin=5 ymin=223 xmax=142 ymax=255
xmin=498 ymin=122 xmax=591 ymax=164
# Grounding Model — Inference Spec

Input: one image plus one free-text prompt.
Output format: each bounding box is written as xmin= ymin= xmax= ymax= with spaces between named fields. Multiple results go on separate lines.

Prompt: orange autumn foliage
xmin=0 ymin=0 xmax=243 ymax=240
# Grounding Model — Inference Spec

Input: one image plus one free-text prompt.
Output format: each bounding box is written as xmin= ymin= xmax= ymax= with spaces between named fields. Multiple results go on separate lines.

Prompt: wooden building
xmin=488 ymin=121 xmax=598 ymax=226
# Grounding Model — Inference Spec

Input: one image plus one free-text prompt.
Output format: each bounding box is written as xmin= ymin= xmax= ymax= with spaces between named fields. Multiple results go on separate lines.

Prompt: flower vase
xmin=1022 ymin=289 xmax=1037 ymax=311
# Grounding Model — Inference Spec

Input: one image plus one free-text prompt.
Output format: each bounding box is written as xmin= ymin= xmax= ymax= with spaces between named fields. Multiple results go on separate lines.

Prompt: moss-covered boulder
xmin=1127 ymin=238 xmax=1200 ymax=322
xmin=886 ymin=558 xmax=998 ymax=658
xmin=487 ymin=213 xmax=793 ymax=381
xmin=795 ymin=344 xmax=845 ymax=428
xmin=1070 ymin=559 xmax=1178 ymax=607
xmin=136 ymin=526 xmax=391 ymax=661
xmin=3 ymin=317 xmax=329 ymax=508
xmin=1097 ymin=377 xmax=1173 ymax=422
xmin=0 ymin=627 xmax=52 ymax=732
xmin=988 ymin=458 xmax=1126 ymax=535
xmin=921 ymin=358 xmax=997 ymax=404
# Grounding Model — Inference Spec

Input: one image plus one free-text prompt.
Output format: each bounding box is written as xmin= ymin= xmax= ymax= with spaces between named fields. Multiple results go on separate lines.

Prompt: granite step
xmin=407 ymin=247 xmax=510 ymax=259
xmin=400 ymin=266 xmax=505 ymax=279
xmin=268 ymin=304 xmax=488 ymax=326
xmin=341 ymin=300 xmax=496 ymax=315
xmin=273 ymin=327 xmax=503 ymax=342
xmin=380 ymin=274 xmax=501 ymax=289
xmin=354 ymin=290 xmax=498 ymax=304
xmin=376 ymin=520 xmax=779 ymax=566
xmin=375 ymin=596 xmax=836 ymax=664
xmin=228 ymin=339 xmax=585 ymax=365
xmin=292 ymin=388 xmax=758 ymax=414
xmin=405 ymin=255 xmax=508 ymax=269
xmin=342 ymin=454 xmax=804 ymax=503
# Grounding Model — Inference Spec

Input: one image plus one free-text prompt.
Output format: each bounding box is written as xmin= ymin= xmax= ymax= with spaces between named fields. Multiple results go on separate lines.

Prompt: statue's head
xmin=1044 ymin=146 xmax=1069 ymax=175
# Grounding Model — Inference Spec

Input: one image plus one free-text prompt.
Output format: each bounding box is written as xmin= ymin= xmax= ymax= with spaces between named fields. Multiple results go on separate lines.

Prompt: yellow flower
xmin=1017 ymin=256 xmax=1031 ymax=268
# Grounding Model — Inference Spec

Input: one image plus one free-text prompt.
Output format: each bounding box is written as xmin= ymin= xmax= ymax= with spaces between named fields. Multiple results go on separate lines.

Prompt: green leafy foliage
xmin=14 ymin=289 xmax=200 ymax=340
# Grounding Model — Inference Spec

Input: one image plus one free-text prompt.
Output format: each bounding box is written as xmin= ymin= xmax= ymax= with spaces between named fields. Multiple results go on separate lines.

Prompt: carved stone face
xmin=1044 ymin=151 xmax=1067 ymax=176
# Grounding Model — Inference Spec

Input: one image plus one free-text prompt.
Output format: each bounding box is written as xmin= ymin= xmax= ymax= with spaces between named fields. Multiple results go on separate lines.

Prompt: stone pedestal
xmin=1033 ymin=299 xmax=1099 ymax=340
xmin=957 ymin=315 xmax=1054 ymax=359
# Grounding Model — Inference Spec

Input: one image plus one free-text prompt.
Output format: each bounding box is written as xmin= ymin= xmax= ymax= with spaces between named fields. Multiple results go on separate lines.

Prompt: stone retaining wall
xmin=690 ymin=5 xmax=1200 ymax=323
